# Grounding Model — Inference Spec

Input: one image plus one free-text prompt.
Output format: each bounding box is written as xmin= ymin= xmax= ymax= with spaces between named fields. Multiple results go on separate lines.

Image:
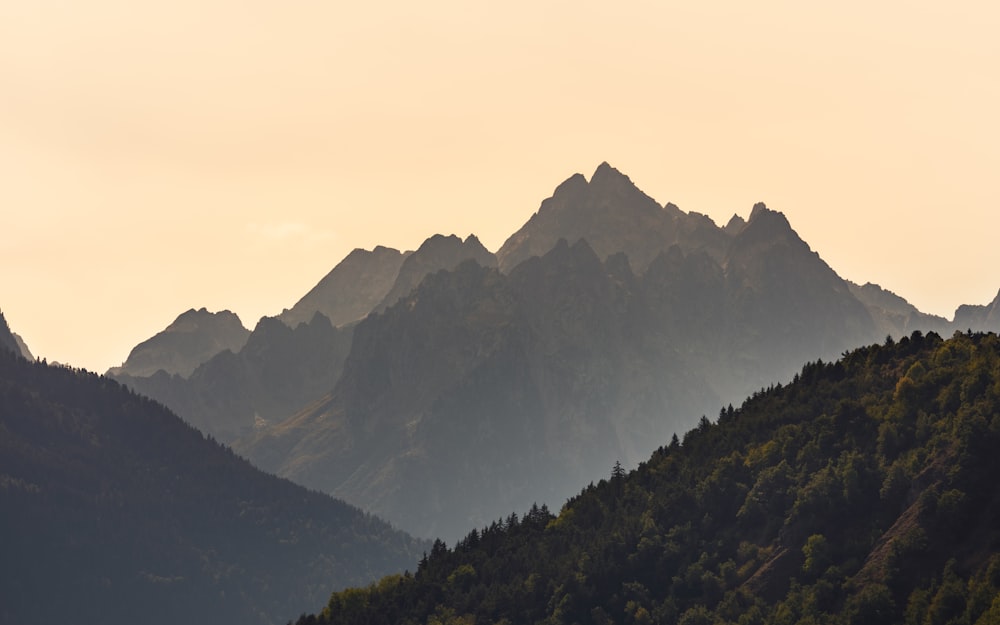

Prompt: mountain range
xmin=107 ymin=163 xmax=1000 ymax=539
xmin=0 ymin=312 xmax=428 ymax=625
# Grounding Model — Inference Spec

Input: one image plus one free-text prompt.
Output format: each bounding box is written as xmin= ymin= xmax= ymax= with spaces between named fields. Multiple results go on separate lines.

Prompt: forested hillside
xmin=295 ymin=331 xmax=1000 ymax=625
xmin=0 ymin=342 xmax=427 ymax=625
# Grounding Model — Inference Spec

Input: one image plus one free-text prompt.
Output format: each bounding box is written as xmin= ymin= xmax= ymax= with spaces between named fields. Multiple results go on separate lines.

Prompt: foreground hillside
xmin=297 ymin=331 xmax=1000 ymax=625
xmin=0 ymin=334 xmax=427 ymax=625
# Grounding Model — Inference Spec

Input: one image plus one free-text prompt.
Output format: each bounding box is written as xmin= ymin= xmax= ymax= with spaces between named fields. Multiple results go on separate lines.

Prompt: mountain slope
xmin=237 ymin=260 xmax=546 ymax=539
xmin=279 ymin=245 xmax=409 ymax=329
xmin=720 ymin=203 xmax=877 ymax=391
xmin=107 ymin=307 xmax=250 ymax=378
xmin=296 ymin=330 xmax=1000 ymax=625
xmin=0 ymin=311 xmax=19 ymax=356
xmin=11 ymin=332 xmax=31 ymax=360
xmin=0 ymin=348 xmax=427 ymax=625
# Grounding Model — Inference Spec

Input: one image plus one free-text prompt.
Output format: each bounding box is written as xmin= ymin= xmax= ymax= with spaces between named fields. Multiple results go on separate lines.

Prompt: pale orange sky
xmin=2 ymin=1 xmax=998 ymax=373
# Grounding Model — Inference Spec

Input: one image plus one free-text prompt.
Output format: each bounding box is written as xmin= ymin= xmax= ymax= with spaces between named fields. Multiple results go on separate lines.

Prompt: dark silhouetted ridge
xmin=0 ymin=349 xmax=428 ymax=625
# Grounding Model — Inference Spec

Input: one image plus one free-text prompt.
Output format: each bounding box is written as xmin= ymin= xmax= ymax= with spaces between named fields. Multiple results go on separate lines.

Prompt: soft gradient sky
xmin=2 ymin=1 xmax=998 ymax=372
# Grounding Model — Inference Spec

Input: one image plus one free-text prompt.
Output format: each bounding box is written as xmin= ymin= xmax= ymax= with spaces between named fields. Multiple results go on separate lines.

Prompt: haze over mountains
xmin=107 ymin=163 xmax=1000 ymax=539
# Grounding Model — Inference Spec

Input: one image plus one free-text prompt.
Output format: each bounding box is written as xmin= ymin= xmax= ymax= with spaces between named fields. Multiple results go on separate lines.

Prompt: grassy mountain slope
xmin=296 ymin=330 xmax=1000 ymax=625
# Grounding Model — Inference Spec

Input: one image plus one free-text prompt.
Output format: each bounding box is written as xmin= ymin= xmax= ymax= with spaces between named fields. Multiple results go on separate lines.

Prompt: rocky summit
xmin=107 ymin=308 xmax=249 ymax=378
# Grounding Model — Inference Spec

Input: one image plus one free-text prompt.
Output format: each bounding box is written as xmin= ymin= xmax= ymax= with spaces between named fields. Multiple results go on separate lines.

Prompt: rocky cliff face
xmin=278 ymin=245 xmax=409 ymax=328
xmin=107 ymin=308 xmax=249 ymax=378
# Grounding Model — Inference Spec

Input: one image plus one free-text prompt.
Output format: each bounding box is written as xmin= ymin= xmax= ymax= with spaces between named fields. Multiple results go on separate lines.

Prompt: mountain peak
xmin=748 ymin=202 xmax=770 ymax=221
xmin=589 ymin=161 xmax=634 ymax=190
xmin=108 ymin=308 xmax=250 ymax=378
xmin=724 ymin=213 xmax=747 ymax=235
xmin=498 ymin=163 xmax=728 ymax=273
xmin=171 ymin=307 xmax=242 ymax=331
xmin=418 ymin=233 xmax=462 ymax=251
xmin=592 ymin=160 xmax=615 ymax=177
xmin=552 ymin=172 xmax=588 ymax=198
xmin=743 ymin=202 xmax=793 ymax=236
xmin=463 ymin=233 xmax=492 ymax=254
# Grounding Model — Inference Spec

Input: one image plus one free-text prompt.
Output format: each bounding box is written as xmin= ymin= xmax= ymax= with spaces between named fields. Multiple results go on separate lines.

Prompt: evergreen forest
xmin=294 ymin=330 xmax=1000 ymax=625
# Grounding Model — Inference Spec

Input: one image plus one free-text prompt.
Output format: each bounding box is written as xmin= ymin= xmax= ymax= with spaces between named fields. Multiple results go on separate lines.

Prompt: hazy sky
xmin=2 ymin=1 xmax=998 ymax=372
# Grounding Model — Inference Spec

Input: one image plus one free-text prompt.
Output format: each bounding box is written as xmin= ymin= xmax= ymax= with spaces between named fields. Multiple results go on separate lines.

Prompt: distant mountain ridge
xmin=113 ymin=312 xmax=353 ymax=442
xmin=107 ymin=307 xmax=249 ymax=378
xmin=110 ymin=233 xmax=500 ymax=445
